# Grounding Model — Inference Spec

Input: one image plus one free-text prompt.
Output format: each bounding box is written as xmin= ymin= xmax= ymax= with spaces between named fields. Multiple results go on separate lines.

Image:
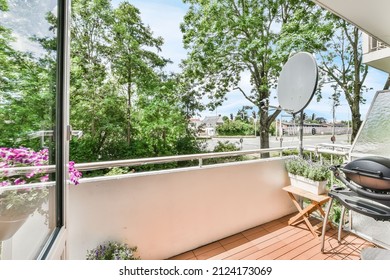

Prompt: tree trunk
xmin=351 ymin=102 xmax=362 ymax=143
xmin=127 ymin=70 xmax=132 ymax=145
xmin=259 ymin=108 xmax=270 ymax=158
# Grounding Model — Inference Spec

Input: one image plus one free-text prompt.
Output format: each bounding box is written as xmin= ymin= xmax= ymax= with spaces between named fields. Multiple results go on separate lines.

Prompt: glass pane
xmin=351 ymin=91 xmax=390 ymax=157
xmin=0 ymin=0 xmax=57 ymax=259
xmin=351 ymin=211 xmax=390 ymax=249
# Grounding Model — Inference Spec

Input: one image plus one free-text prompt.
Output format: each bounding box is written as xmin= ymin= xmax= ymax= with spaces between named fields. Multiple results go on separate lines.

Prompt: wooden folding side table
xmin=283 ymin=185 xmax=334 ymax=237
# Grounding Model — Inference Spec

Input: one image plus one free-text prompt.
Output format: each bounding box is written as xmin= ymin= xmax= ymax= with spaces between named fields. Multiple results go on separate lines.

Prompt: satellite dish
xmin=277 ymin=52 xmax=318 ymax=114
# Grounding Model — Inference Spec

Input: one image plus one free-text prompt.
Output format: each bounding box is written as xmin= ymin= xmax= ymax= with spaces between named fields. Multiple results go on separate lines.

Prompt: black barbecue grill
xmin=321 ymin=156 xmax=390 ymax=252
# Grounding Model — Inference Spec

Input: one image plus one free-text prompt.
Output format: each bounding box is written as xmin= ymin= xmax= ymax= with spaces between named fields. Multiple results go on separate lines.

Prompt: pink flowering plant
xmin=0 ymin=147 xmax=82 ymax=218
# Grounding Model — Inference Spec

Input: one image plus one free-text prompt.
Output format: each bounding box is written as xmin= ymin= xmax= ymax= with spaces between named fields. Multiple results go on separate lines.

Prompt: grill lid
xmin=341 ymin=156 xmax=390 ymax=191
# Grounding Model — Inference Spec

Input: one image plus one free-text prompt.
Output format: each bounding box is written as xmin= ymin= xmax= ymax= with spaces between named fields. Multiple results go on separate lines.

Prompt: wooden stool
xmin=283 ymin=185 xmax=334 ymax=237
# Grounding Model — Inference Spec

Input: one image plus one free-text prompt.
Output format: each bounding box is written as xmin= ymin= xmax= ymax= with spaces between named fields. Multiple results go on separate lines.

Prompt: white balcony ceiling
xmin=312 ymin=0 xmax=390 ymax=45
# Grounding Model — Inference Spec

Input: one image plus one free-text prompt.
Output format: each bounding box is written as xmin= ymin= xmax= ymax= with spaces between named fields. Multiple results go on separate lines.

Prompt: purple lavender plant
xmin=86 ymin=241 xmax=139 ymax=260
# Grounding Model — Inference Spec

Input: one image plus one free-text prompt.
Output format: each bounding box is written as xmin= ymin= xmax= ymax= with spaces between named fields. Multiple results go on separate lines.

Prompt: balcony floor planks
xmin=168 ymin=213 xmax=375 ymax=260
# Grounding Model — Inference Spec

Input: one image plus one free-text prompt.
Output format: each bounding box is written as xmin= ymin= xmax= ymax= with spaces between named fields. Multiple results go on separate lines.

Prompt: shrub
xmin=86 ymin=241 xmax=139 ymax=260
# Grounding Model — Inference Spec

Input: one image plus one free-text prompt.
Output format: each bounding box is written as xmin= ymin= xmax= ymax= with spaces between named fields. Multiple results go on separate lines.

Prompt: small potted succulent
xmin=86 ymin=241 xmax=139 ymax=260
xmin=0 ymin=147 xmax=82 ymax=241
xmin=285 ymin=156 xmax=329 ymax=195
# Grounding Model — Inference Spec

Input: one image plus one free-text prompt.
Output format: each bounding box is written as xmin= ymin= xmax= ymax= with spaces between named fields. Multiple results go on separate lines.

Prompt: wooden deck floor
xmin=169 ymin=213 xmax=375 ymax=260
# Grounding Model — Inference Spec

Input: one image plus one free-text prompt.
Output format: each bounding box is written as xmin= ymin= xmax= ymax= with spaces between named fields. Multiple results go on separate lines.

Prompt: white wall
xmin=67 ymin=158 xmax=295 ymax=260
xmin=362 ymin=32 xmax=369 ymax=55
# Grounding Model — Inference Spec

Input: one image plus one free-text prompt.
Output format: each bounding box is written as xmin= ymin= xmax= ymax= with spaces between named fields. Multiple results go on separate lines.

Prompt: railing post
xmin=199 ymin=158 xmax=203 ymax=168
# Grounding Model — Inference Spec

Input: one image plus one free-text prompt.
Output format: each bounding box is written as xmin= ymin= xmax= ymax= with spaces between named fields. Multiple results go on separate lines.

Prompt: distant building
xmin=198 ymin=115 xmax=224 ymax=136
xmin=276 ymin=120 xmax=349 ymax=136
xmin=189 ymin=118 xmax=202 ymax=131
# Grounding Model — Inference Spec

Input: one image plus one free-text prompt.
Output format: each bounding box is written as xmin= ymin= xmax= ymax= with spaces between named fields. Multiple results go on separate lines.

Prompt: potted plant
xmin=285 ymin=157 xmax=329 ymax=195
xmin=0 ymin=147 xmax=82 ymax=241
xmin=86 ymin=241 xmax=139 ymax=260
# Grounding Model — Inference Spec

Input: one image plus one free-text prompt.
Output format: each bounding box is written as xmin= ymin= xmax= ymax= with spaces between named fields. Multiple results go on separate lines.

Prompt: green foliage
xmin=0 ymin=189 xmax=48 ymax=219
xmin=0 ymin=0 xmax=8 ymax=11
xmin=277 ymin=2 xmax=334 ymax=55
xmin=216 ymin=120 xmax=254 ymax=136
xmin=180 ymin=0 xmax=323 ymax=150
xmin=280 ymin=4 xmax=369 ymax=142
xmin=86 ymin=241 xmax=139 ymax=260
xmin=212 ymin=141 xmax=239 ymax=153
xmin=317 ymin=19 xmax=369 ymax=142
xmin=0 ymin=0 xmax=204 ymax=176
xmin=285 ymin=157 xmax=329 ymax=181
xmin=281 ymin=149 xmax=311 ymax=158
xmin=204 ymin=141 xmax=243 ymax=165
xmin=67 ymin=0 xmax=202 ymax=166
xmin=269 ymin=122 xmax=276 ymax=136
xmin=0 ymin=1 xmax=56 ymax=149
xmin=104 ymin=167 xmax=132 ymax=176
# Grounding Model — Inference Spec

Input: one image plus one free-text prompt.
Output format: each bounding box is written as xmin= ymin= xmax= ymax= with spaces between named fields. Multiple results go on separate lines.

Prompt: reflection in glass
xmin=0 ymin=0 xmax=57 ymax=259
xmin=351 ymin=91 xmax=390 ymax=157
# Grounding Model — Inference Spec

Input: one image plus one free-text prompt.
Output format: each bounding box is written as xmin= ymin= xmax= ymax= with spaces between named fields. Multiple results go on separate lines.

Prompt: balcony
xmin=2 ymin=0 xmax=390 ymax=265
xmin=312 ymin=1 xmax=390 ymax=73
xmin=1 ymin=146 xmax=378 ymax=260
xmin=362 ymin=34 xmax=390 ymax=73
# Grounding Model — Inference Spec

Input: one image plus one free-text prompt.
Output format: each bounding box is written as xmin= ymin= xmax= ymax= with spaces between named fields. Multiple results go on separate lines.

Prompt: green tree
xmin=68 ymin=0 xmax=202 ymax=164
xmin=216 ymin=119 xmax=254 ymax=136
xmin=180 ymin=0 xmax=321 ymax=157
xmin=0 ymin=1 xmax=14 ymax=100
xmin=70 ymin=0 xmax=115 ymax=151
xmin=135 ymin=75 xmax=197 ymax=156
xmin=318 ymin=19 xmax=369 ymax=142
xmin=279 ymin=8 xmax=369 ymax=142
xmin=0 ymin=0 xmax=56 ymax=148
xmin=110 ymin=2 xmax=169 ymax=145
xmin=236 ymin=106 xmax=252 ymax=122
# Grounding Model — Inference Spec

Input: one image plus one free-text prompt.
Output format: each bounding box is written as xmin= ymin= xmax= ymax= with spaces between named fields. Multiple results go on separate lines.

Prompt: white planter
xmin=288 ymin=173 xmax=327 ymax=195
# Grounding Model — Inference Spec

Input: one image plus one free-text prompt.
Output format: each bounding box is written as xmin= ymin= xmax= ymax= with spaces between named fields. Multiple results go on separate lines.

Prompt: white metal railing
xmin=304 ymin=143 xmax=351 ymax=157
xmin=0 ymin=144 xmax=350 ymax=190
xmin=0 ymin=146 xmax=297 ymax=175
xmin=304 ymin=143 xmax=350 ymax=187
xmin=0 ymin=146 xmax=297 ymax=191
xmin=369 ymin=36 xmax=388 ymax=52
xmin=74 ymin=146 xmax=297 ymax=171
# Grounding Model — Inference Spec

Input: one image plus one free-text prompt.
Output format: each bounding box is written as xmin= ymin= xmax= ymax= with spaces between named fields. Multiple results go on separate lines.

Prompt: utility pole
xmin=332 ymin=97 xmax=336 ymax=138
xmin=254 ymin=117 xmax=256 ymax=137
xmin=299 ymin=112 xmax=304 ymax=156
xmin=331 ymin=84 xmax=339 ymax=146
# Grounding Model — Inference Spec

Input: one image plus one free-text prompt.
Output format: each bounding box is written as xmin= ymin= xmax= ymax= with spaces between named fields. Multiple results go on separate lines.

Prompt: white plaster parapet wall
xmin=67 ymin=158 xmax=295 ymax=260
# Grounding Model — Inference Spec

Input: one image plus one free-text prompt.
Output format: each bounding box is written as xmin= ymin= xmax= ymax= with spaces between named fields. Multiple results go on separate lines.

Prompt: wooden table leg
xmin=286 ymin=192 xmax=319 ymax=236
xmin=286 ymin=191 xmax=335 ymax=237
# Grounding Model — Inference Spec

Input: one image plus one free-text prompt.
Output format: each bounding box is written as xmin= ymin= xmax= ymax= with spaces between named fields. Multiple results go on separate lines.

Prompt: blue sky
xmin=124 ymin=0 xmax=388 ymax=122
